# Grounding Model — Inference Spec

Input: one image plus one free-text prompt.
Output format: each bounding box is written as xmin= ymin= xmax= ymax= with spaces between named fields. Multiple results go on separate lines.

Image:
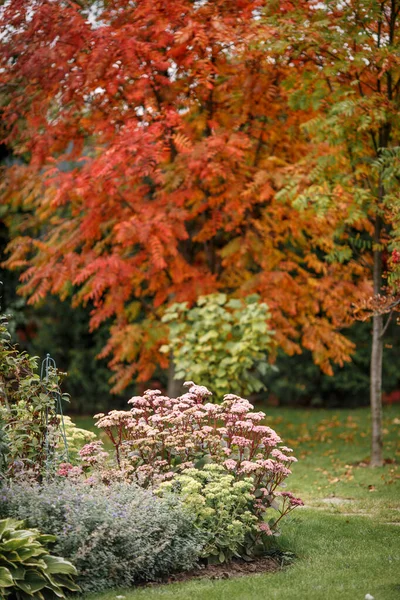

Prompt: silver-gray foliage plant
xmin=0 ymin=479 xmax=203 ymax=593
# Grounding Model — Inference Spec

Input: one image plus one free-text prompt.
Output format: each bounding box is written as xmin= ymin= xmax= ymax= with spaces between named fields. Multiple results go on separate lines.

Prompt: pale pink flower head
xmin=277 ymin=491 xmax=304 ymax=507
xmin=144 ymin=389 xmax=162 ymax=398
xmin=57 ymin=463 xmax=82 ymax=479
xmin=176 ymin=402 xmax=191 ymax=410
xmin=204 ymin=403 xmax=220 ymax=414
xmin=57 ymin=463 xmax=73 ymax=477
xmin=280 ymin=446 xmax=293 ymax=453
xmin=79 ymin=441 xmax=109 ymax=466
xmin=149 ymin=414 xmax=163 ymax=423
xmin=239 ymin=460 xmax=259 ymax=473
xmin=256 ymin=458 xmax=275 ymax=471
xmin=246 ymin=411 xmax=266 ymax=422
xmin=177 ymin=461 xmax=195 ymax=471
xmin=183 ymin=382 xmax=212 ymax=398
xmin=177 ymin=392 xmax=195 ymax=401
xmin=68 ymin=466 xmax=83 ymax=479
xmin=232 ymin=435 xmax=251 ymax=448
xmin=271 ymin=449 xmax=289 ymax=461
xmin=230 ymin=400 xmax=253 ymax=414
xmin=128 ymin=396 xmax=146 ymax=405
xmin=262 ymin=432 xmax=282 ymax=446
xmin=259 ymin=522 xmax=272 ymax=535
xmin=202 ymin=426 xmax=214 ymax=434
xmin=240 ymin=420 xmax=255 ymax=431
xmin=253 ymin=425 xmax=273 ymax=435
xmin=193 ymin=410 xmax=206 ymax=418
xmin=79 ymin=440 xmax=104 ymax=457
xmin=95 ymin=410 xmax=132 ymax=429
xmin=224 ymin=459 xmax=237 ymax=470
xmin=129 ymin=408 xmax=145 ymax=416
xmin=274 ymin=463 xmax=292 ymax=476
xmin=222 ymin=394 xmax=241 ymax=401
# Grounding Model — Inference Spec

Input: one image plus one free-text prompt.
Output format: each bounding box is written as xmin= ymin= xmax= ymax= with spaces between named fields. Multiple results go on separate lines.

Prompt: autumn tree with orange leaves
xmin=1 ymin=1 xmax=369 ymax=395
xmin=263 ymin=0 xmax=400 ymax=465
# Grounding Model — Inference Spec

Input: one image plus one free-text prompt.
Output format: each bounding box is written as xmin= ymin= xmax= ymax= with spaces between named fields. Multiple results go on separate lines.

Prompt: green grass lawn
xmin=73 ymin=405 xmax=400 ymax=600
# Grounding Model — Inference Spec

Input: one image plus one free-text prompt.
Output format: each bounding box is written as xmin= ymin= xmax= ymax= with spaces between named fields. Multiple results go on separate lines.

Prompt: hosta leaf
xmin=0 ymin=566 xmax=13 ymax=588
xmin=18 ymin=548 xmax=46 ymax=561
xmin=47 ymin=573 xmax=80 ymax=593
xmin=0 ymin=520 xmax=16 ymax=537
xmin=37 ymin=535 xmax=56 ymax=545
xmin=14 ymin=590 xmax=37 ymax=600
xmin=16 ymin=570 xmax=47 ymax=593
xmin=0 ymin=519 xmax=78 ymax=598
xmin=8 ymin=565 xmax=25 ymax=580
xmin=23 ymin=559 xmax=47 ymax=570
xmin=42 ymin=555 xmax=77 ymax=575
xmin=39 ymin=577 xmax=66 ymax=598
xmin=0 ymin=539 xmax=34 ymax=552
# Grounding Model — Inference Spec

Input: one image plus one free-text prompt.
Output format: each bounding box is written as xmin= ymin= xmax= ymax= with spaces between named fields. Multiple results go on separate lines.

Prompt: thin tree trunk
xmin=370 ymin=218 xmax=384 ymax=467
xmin=167 ymin=356 xmax=184 ymax=398
xmin=367 ymin=0 xmax=397 ymax=467
xmin=370 ymin=312 xmax=383 ymax=466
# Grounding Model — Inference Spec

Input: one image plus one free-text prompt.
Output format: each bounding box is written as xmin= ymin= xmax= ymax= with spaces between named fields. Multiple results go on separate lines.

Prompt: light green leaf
xmin=0 ymin=566 xmax=13 ymax=588
xmin=42 ymin=555 xmax=77 ymax=576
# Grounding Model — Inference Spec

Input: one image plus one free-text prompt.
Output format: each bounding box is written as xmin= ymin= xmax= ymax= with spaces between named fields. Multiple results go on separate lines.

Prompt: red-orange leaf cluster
xmin=0 ymin=0 xmax=370 ymax=390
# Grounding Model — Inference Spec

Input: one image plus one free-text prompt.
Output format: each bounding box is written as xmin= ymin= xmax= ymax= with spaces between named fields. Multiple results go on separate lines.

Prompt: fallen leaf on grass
xmin=344 ymin=469 xmax=354 ymax=481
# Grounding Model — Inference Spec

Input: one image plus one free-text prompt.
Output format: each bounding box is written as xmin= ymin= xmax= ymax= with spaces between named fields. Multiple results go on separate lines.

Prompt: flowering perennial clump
xmin=82 ymin=382 xmax=303 ymax=534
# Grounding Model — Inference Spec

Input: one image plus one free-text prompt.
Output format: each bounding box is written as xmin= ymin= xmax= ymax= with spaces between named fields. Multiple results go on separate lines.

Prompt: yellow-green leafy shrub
xmin=62 ymin=416 xmax=96 ymax=463
xmin=158 ymin=464 xmax=258 ymax=563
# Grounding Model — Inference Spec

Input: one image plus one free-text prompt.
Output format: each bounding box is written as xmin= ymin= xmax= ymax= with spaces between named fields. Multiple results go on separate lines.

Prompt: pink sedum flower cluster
xmin=82 ymin=382 xmax=303 ymax=530
xmin=57 ymin=462 xmax=83 ymax=479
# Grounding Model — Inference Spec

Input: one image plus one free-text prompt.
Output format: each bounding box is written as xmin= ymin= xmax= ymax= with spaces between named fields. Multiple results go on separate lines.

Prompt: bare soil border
xmin=144 ymin=556 xmax=281 ymax=587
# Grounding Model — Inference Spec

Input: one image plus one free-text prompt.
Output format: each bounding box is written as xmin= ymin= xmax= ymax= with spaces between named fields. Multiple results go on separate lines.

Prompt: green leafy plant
xmin=157 ymin=464 xmax=258 ymax=563
xmin=1 ymin=480 xmax=203 ymax=593
xmin=0 ymin=314 xmax=68 ymax=479
xmin=161 ymin=294 xmax=274 ymax=398
xmin=0 ymin=517 xmax=79 ymax=599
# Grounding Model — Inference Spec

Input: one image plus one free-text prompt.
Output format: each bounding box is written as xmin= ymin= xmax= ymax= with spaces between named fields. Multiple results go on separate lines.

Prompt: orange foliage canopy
xmin=0 ymin=0 xmax=370 ymax=390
